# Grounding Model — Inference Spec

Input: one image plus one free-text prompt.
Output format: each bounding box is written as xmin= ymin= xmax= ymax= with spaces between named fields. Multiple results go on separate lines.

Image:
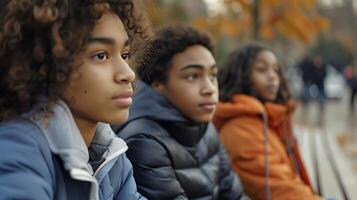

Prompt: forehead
xmin=255 ymin=50 xmax=277 ymax=64
xmin=90 ymin=12 xmax=128 ymax=41
xmin=170 ymin=45 xmax=215 ymax=71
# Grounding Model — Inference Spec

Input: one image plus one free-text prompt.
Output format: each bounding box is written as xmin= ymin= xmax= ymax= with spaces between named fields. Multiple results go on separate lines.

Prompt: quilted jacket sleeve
xmin=125 ymin=134 xmax=188 ymax=200
xmin=0 ymin=121 xmax=54 ymax=200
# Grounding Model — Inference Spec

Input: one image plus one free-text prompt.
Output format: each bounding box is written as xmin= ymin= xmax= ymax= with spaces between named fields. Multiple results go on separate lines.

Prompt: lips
xmin=112 ymin=90 xmax=133 ymax=107
xmin=199 ymin=101 xmax=217 ymax=111
xmin=266 ymin=84 xmax=279 ymax=93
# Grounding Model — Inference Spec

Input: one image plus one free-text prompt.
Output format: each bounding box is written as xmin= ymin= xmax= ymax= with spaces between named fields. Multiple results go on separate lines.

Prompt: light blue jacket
xmin=0 ymin=101 xmax=145 ymax=200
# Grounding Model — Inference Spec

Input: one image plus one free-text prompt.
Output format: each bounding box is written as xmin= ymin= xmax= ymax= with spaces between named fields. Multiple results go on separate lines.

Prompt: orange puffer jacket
xmin=213 ymin=94 xmax=321 ymax=200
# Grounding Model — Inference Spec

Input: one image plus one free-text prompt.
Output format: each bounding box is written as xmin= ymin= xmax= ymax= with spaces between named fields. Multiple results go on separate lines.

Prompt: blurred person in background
xmin=344 ymin=61 xmax=357 ymax=112
xmin=214 ymin=43 xmax=322 ymax=200
xmin=299 ymin=55 xmax=327 ymax=114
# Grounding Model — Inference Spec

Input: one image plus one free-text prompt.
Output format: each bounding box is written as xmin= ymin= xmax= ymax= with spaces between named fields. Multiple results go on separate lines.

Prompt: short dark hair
xmin=218 ymin=43 xmax=290 ymax=103
xmin=0 ymin=0 xmax=151 ymax=121
xmin=136 ymin=25 xmax=214 ymax=84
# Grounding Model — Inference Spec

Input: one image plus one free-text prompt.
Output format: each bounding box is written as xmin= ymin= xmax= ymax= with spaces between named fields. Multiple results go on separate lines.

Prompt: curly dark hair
xmin=218 ymin=43 xmax=291 ymax=104
xmin=136 ymin=25 xmax=214 ymax=84
xmin=0 ymin=0 xmax=151 ymax=121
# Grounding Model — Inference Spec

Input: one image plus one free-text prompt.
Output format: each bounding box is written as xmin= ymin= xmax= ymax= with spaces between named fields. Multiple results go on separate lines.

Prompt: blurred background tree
xmin=142 ymin=0 xmax=355 ymax=69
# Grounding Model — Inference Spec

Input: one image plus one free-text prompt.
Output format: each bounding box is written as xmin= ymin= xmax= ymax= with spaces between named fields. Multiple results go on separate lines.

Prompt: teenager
xmin=213 ymin=43 xmax=322 ymax=200
xmin=344 ymin=61 xmax=357 ymax=111
xmin=0 ymin=0 xmax=150 ymax=199
xmin=113 ymin=25 xmax=249 ymax=200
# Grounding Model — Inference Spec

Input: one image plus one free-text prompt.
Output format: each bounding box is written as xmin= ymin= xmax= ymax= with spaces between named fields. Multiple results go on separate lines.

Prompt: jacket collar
xmin=214 ymin=94 xmax=295 ymax=129
xmin=129 ymin=81 xmax=189 ymax=123
xmin=28 ymin=100 xmax=127 ymax=175
xmin=265 ymin=101 xmax=295 ymax=128
xmin=160 ymin=121 xmax=208 ymax=147
xmin=129 ymin=80 xmax=209 ymax=147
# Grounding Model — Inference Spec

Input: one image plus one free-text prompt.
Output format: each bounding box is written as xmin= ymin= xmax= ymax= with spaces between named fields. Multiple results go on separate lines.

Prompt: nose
xmin=268 ymin=68 xmax=279 ymax=81
xmin=201 ymin=77 xmax=217 ymax=97
xmin=114 ymin=59 xmax=135 ymax=84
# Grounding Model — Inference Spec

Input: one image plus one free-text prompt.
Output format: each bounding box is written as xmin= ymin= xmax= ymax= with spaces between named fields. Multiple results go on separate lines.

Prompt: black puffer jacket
xmin=113 ymin=81 xmax=249 ymax=200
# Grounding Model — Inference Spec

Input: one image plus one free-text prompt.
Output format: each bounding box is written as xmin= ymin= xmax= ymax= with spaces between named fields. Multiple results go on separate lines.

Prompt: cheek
xmin=252 ymin=78 xmax=269 ymax=97
xmin=70 ymin=80 xmax=86 ymax=95
xmin=64 ymin=74 xmax=91 ymax=103
xmin=64 ymin=86 xmax=87 ymax=108
xmin=174 ymin=89 xmax=192 ymax=105
xmin=213 ymin=92 xmax=219 ymax=101
xmin=276 ymin=77 xmax=281 ymax=85
xmin=170 ymin=87 xmax=194 ymax=109
xmin=254 ymin=71 xmax=269 ymax=84
xmin=251 ymin=74 xmax=262 ymax=89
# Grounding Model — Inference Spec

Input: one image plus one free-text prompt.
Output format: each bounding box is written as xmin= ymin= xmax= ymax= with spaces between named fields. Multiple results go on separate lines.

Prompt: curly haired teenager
xmin=213 ymin=43 xmax=322 ymax=200
xmin=0 ymin=0 xmax=150 ymax=199
xmin=113 ymin=25 xmax=249 ymax=200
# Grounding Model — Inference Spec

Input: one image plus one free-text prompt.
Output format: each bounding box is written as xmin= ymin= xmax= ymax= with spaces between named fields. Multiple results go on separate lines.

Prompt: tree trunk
xmin=253 ymin=0 xmax=261 ymax=40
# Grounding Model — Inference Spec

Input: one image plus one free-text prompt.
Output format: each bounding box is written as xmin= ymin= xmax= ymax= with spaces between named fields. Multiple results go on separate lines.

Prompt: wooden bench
xmin=295 ymin=126 xmax=357 ymax=200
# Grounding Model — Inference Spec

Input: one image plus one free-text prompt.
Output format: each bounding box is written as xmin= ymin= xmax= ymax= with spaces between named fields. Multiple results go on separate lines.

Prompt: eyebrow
xmin=254 ymin=59 xmax=278 ymax=68
xmin=88 ymin=37 xmax=130 ymax=47
xmin=180 ymin=64 xmax=217 ymax=72
xmin=254 ymin=59 xmax=268 ymax=64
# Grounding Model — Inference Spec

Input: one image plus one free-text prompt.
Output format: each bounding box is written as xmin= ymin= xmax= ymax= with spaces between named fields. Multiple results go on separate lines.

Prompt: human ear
xmin=152 ymin=81 xmax=165 ymax=95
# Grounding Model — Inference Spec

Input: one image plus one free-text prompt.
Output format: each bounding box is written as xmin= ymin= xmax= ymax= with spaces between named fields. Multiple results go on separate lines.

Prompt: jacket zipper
xmin=70 ymin=168 xmax=99 ymax=200
xmin=93 ymin=146 xmax=128 ymax=177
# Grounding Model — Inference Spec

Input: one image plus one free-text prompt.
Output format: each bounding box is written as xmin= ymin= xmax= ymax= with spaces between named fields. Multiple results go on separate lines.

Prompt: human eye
xmin=121 ymin=51 xmax=131 ymax=62
xmin=91 ymin=51 xmax=110 ymax=61
xmin=185 ymin=74 xmax=198 ymax=81
xmin=256 ymin=65 xmax=268 ymax=73
xmin=274 ymin=65 xmax=280 ymax=73
xmin=209 ymin=72 xmax=217 ymax=81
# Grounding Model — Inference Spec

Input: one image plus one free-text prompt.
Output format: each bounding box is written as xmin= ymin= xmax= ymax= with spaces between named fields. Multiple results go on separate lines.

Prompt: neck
xmin=73 ymin=115 xmax=98 ymax=147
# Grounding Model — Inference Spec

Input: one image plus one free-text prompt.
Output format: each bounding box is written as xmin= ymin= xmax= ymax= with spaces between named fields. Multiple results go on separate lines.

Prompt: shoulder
xmin=194 ymin=123 xmax=221 ymax=161
xmin=118 ymin=118 xmax=176 ymax=157
xmin=0 ymin=119 xmax=55 ymax=198
xmin=118 ymin=119 xmax=173 ymax=167
xmin=0 ymin=118 xmax=41 ymax=133
xmin=125 ymin=134 xmax=173 ymax=168
xmin=218 ymin=116 xmax=266 ymax=148
xmin=200 ymin=123 xmax=220 ymax=149
xmin=117 ymin=118 xmax=169 ymax=140
xmin=220 ymin=115 xmax=263 ymax=134
xmin=0 ymin=119 xmax=51 ymax=155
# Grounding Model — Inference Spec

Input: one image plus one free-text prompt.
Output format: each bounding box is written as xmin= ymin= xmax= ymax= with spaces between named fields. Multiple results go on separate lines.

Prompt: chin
xmin=264 ymin=94 xmax=277 ymax=102
xmin=193 ymin=115 xmax=213 ymax=123
xmin=107 ymin=112 xmax=129 ymax=124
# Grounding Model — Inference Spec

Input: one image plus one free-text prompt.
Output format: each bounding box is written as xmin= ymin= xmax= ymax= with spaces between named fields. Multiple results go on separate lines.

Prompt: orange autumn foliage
xmin=143 ymin=0 xmax=329 ymax=44
xmin=230 ymin=0 xmax=330 ymax=43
